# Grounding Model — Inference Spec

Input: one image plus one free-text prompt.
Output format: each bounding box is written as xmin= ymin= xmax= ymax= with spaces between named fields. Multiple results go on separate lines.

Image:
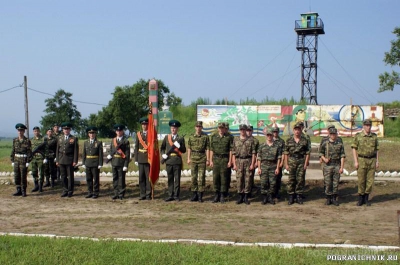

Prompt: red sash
xmin=113 ymin=138 xmax=126 ymax=159
xmin=168 ymin=135 xmax=182 ymax=156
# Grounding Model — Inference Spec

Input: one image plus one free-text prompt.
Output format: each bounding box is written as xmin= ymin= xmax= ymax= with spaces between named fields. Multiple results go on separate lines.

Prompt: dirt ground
xmin=0 ymin=179 xmax=399 ymax=246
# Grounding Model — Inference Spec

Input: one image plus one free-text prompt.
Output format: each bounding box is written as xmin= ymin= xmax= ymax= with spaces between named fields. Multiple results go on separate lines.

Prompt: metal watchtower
xmin=295 ymin=12 xmax=325 ymax=105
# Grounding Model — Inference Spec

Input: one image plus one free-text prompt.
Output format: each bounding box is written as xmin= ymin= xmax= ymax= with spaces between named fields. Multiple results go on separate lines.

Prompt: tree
xmin=378 ymin=27 xmax=400 ymax=92
xmin=40 ymin=89 xmax=82 ymax=133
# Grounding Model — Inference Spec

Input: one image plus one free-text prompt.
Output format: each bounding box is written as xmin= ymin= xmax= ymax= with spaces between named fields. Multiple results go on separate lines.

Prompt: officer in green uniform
xmin=107 ymin=124 xmax=130 ymax=200
xmin=30 ymin=126 xmax=48 ymax=193
xmin=257 ymin=128 xmax=282 ymax=205
xmin=56 ymin=122 xmax=79 ymax=197
xmin=10 ymin=123 xmax=32 ymax=197
xmin=82 ymin=126 xmax=103 ymax=199
xmin=351 ymin=119 xmax=379 ymax=206
xmin=284 ymin=122 xmax=310 ymax=205
xmin=134 ymin=117 xmax=151 ymax=200
xmin=319 ymin=127 xmax=345 ymax=206
xmin=161 ymin=120 xmax=186 ymax=202
xmin=232 ymin=124 xmax=256 ymax=205
xmin=44 ymin=128 xmax=57 ymax=188
xmin=246 ymin=125 xmax=259 ymax=197
xmin=210 ymin=122 xmax=233 ymax=203
xmin=272 ymin=127 xmax=285 ymax=199
xmin=187 ymin=121 xmax=210 ymax=203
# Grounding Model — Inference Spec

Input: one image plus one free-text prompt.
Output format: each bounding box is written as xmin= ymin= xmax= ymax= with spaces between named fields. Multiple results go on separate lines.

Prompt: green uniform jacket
xmin=351 ymin=131 xmax=379 ymax=156
xmin=319 ymin=139 xmax=345 ymax=160
xmin=188 ymin=132 xmax=209 ymax=163
xmin=56 ymin=135 xmax=79 ymax=165
xmin=11 ymin=137 xmax=32 ymax=163
xmin=82 ymin=138 xmax=104 ymax=167
xmin=109 ymin=136 xmax=130 ymax=167
xmin=210 ymin=133 xmax=232 ymax=155
xmin=31 ymin=135 xmax=48 ymax=159
xmin=284 ymin=135 xmax=310 ymax=156
xmin=134 ymin=131 xmax=149 ymax=164
xmin=160 ymin=134 xmax=186 ymax=165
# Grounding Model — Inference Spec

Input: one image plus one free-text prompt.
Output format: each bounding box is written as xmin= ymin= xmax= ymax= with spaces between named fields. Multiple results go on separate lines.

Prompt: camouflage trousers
xmin=323 ymin=164 xmax=340 ymax=195
xmin=13 ymin=159 xmax=28 ymax=188
xmin=260 ymin=162 xmax=277 ymax=196
xmin=287 ymin=157 xmax=306 ymax=195
xmin=235 ymin=158 xmax=252 ymax=194
xmin=191 ymin=162 xmax=206 ymax=192
xmin=213 ymin=157 xmax=229 ymax=193
xmin=357 ymin=157 xmax=376 ymax=195
xmin=31 ymin=156 xmax=45 ymax=182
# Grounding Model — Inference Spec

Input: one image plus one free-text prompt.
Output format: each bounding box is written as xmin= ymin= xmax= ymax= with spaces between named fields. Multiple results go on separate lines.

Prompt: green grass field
xmin=0 ymin=235 xmax=398 ymax=265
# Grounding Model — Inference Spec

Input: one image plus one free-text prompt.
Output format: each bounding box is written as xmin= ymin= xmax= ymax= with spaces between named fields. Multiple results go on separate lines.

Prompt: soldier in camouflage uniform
xmin=31 ymin=126 xmax=48 ymax=193
xmin=246 ymin=125 xmax=259 ymax=197
xmin=10 ymin=123 xmax=32 ymax=197
xmin=232 ymin=124 xmax=256 ymax=205
xmin=351 ymin=119 xmax=379 ymax=206
xmin=187 ymin=121 xmax=210 ymax=203
xmin=44 ymin=128 xmax=57 ymax=188
xmin=257 ymin=128 xmax=282 ymax=205
xmin=224 ymin=123 xmax=234 ymax=196
xmin=272 ymin=127 xmax=285 ymax=199
xmin=284 ymin=122 xmax=310 ymax=205
xmin=319 ymin=127 xmax=345 ymax=206
xmin=210 ymin=122 xmax=233 ymax=203
xmin=297 ymin=121 xmax=311 ymax=197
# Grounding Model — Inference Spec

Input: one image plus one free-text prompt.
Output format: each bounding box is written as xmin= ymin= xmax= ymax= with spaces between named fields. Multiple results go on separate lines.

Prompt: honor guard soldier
xmin=107 ymin=124 xmax=130 ymax=200
xmin=351 ymin=119 xmax=379 ymax=206
xmin=187 ymin=121 xmax=210 ymax=203
xmin=232 ymin=124 xmax=256 ymax=205
xmin=31 ymin=126 xmax=48 ymax=193
xmin=258 ymin=128 xmax=282 ymax=205
xmin=319 ymin=127 xmax=345 ymax=206
xmin=209 ymin=122 xmax=233 ymax=203
xmin=283 ymin=122 xmax=310 ymax=205
xmin=246 ymin=125 xmax=259 ymax=197
xmin=44 ymin=128 xmax=57 ymax=188
xmin=82 ymin=126 xmax=103 ymax=199
xmin=134 ymin=117 xmax=152 ymax=200
xmin=56 ymin=122 xmax=79 ymax=197
xmin=161 ymin=120 xmax=186 ymax=202
xmin=272 ymin=127 xmax=285 ymax=199
xmin=10 ymin=123 xmax=32 ymax=197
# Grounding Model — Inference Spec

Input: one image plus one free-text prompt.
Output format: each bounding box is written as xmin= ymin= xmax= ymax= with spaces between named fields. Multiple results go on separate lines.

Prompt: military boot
xmin=236 ymin=193 xmax=244 ymax=204
xmin=31 ymin=180 xmax=39 ymax=192
xmin=356 ymin=195 xmax=364 ymax=206
xmin=50 ymin=178 xmax=55 ymax=188
xmin=244 ymin=193 xmax=250 ymax=205
xmin=39 ymin=182 xmax=43 ymax=193
xmin=325 ymin=195 xmax=332 ymax=205
xmin=190 ymin=192 xmax=198 ymax=202
xmin=22 ymin=188 xmax=27 ymax=197
xmin=220 ymin=192 xmax=226 ymax=204
xmin=43 ymin=176 xmax=50 ymax=187
xmin=261 ymin=194 xmax=268 ymax=205
xmin=268 ymin=194 xmax=275 ymax=205
xmin=12 ymin=187 xmax=22 ymax=196
xmin=198 ymin=192 xmax=204 ymax=203
xmin=212 ymin=192 xmax=220 ymax=203
xmin=332 ymin=194 xmax=339 ymax=206
xmin=288 ymin=194 xmax=294 ymax=205
xmin=365 ymin=194 xmax=371 ymax=206
xmin=297 ymin=194 xmax=303 ymax=204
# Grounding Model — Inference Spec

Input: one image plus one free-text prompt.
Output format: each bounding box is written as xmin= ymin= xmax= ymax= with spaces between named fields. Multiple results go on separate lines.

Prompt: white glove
xmin=98 ymin=166 xmax=102 ymax=169
xmin=25 ymin=163 xmax=29 ymax=167
xmin=122 ymin=167 xmax=128 ymax=172
xmin=43 ymin=159 xmax=48 ymax=164
xmin=12 ymin=163 xmax=14 ymax=167
xmin=54 ymin=158 xmax=57 ymax=162
xmin=162 ymin=154 xmax=168 ymax=160
xmin=173 ymin=141 xmax=180 ymax=148
xmin=107 ymin=155 xmax=112 ymax=160
xmin=134 ymin=161 xmax=138 ymax=166
xmin=82 ymin=165 xmax=86 ymax=169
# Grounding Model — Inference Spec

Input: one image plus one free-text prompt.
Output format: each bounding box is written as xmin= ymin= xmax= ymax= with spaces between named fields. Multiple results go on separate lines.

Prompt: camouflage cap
xmin=217 ymin=122 xmax=225 ymax=128
xmin=293 ymin=122 xmax=302 ymax=129
xmin=271 ymin=127 xmax=280 ymax=133
xmin=329 ymin=127 xmax=337 ymax=134
xmin=265 ymin=128 xmax=273 ymax=135
xmin=296 ymin=121 xmax=304 ymax=127
xmin=327 ymin=124 xmax=335 ymax=130
xmin=225 ymin=123 xmax=230 ymax=129
xmin=239 ymin=124 xmax=248 ymax=130
xmin=15 ymin=123 xmax=27 ymax=130
xmin=195 ymin=121 xmax=203 ymax=127
xmin=363 ymin=119 xmax=372 ymax=125
xmin=246 ymin=125 xmax=253 ymax=131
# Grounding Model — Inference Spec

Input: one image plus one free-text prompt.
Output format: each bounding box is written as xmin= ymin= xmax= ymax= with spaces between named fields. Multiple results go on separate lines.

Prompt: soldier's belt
xmin=327 ymin=159 xmax=340 ymax=165
xmin=290 ymin=154 xmax=304 ymax=159
xmin=358 ymin=154 xmax=376 ymax=159
xmin=114 ymin=155 xmax=122 ymax=158
xmin=213 ymin=154 xmax=229 ymax=159
xmin=34 ymin=153 xmax=43 ymax=156
xmin=139 ymin=149 xmax=148 ymax=153
xmin=237 ymin=156 xmax=252 ymax=159
xmin=15 ymin=154 xmax=27 ymax=158
xmin=170 ymin=153 xmax=179 ymax=157
xmin=261 ymin=159 xmax=277 ymax=163
xmin=191 ymin=150 xmax=205 ymax=154
xmin=86 ymin=155 xmax=99 ymax=158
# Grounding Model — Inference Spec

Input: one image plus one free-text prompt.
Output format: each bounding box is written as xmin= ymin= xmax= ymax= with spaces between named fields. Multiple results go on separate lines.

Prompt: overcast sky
xmin=1 ymin=0 xmax=399 ymax=136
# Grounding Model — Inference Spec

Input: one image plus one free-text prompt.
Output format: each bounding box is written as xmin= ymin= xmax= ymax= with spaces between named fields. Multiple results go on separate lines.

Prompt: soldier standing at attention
xmin=10 ymin=123 xmax=32 ymax=197
xmin=187 ymin=121 xmax=210 ymax=203
xmin=297 ymin=121 xmax=311 ymax=197
xmin=44 ymin=128 xmax=57 ymax=188
xmin=134 ymin=117 xmax=152 ymax=200
xmin=232 ymin=124 xmax=255 ymax=205
xmin=210 ymin=122 xmax=233 ymax=203
xmin=107 ymin=124 xmax=130 ymax=200
xmin=272 ymin=127 xmax=285 ymax=199
xmin=246 ymin=125 xmax=259 ymax=197
xmin=56 ymin=122 xmax=79 ymax=198
xmin=82 ymin=126 xmax=103 ymax=199
xmin=351 ymin=119 xmax=379 ymax=206
xmin=161 ymin=120 xmax=186 ymax=202
xmin=31 ymin=126 xmax=48 ymax=193
xmin=257 ymin=128 xmax=282 ymax=205
xmin=284 ymin=122 xmax=310 ymax=205
xmin=224 ymin=123 xmax=234 ymax=197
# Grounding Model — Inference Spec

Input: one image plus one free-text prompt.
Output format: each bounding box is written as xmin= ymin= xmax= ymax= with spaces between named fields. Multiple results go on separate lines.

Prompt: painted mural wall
xmin=197 ymin=105 xmax=384 ymax=137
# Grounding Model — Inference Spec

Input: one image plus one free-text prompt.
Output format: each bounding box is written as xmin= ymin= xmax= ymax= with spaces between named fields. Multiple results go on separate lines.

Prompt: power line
xmin=0 ymin=84 xmax=23 ymax=94
xmin=271 ymin=50 xmax=298 ymax=98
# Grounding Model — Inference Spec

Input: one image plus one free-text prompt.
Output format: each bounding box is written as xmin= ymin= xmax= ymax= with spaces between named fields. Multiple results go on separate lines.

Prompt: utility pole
xmin=24 ymin=76 xmax=29 ymax=138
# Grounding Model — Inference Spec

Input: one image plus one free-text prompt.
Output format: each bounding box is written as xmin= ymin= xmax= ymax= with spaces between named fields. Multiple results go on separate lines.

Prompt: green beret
xmin=169 ymin=120 xmax=181 ymax=127
xmin=195 ymin=121 xmax=203 ymax=127
xmin=61 ymin=122 xmax=73 ymax=129
xmin=15 ymin=123 xmax=27 ymax=130
xmin=114 ymin=124 xmax=125 ymax=131
xmin=32 ymin=126 xmax=40 ymax=130
xmin=86 ymin=126 xmax=98 ymax=133
xmin=363 ymin=119 xmax=372 ymax=125
xmin=239 ymin=124 xmax=248 ymax=130
xmin=139 ymin=117 xmax=149 ymax=124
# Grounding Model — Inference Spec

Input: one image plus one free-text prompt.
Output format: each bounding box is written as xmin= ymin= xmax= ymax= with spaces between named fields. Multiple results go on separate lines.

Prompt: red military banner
xmin=147 ymin=111 xmax=160 ymax=190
